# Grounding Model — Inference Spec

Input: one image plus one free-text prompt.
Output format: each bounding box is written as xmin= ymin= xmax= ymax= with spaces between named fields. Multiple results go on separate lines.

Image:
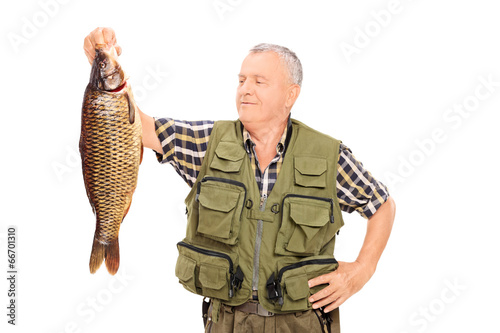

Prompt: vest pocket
xmin=287 ymin=204 xmax=330 ymax=254
xmin=175 ymin=254 xmax=197 ymax=293
xmin=210 ymin=141 xmax=246 ymax=173
xmin=282 ymin=273 xmax=309 ymax=311
xmin=199 ymin=263 xmax=227 ymax=297
xmin=176 ymin=242 xmax=244 ymax=301
xmin=275 ymin=195 xmax=336 ymax=256
xmin=294 ymin=156 xmax=327 ymax=188
xmin=267 ymin=257 xmax=338 ymax=312
xmin=196 ymin=177 xmax=246 ymax=245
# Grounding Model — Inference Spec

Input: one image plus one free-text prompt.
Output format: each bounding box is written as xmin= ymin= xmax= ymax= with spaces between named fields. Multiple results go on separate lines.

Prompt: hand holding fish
xmin=83 ymin=27 xmax=122 ymax=64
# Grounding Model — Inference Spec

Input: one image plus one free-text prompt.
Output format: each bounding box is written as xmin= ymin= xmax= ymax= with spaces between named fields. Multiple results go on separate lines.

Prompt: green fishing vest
xmin=175 ymin=118 xmax=344 ymax=314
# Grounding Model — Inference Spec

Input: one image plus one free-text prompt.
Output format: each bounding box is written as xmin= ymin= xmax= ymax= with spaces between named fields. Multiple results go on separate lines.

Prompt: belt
xmin=234 ymin=301 xmax=275 ymax=317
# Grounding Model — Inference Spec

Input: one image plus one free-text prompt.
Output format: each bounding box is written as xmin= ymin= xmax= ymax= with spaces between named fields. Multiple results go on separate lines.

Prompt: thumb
xmin=83 ymin=37 xmax=95 ymax=65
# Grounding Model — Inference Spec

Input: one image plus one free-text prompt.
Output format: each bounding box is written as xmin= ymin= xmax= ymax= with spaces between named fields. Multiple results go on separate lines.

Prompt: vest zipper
xmin=252 ymin=193 xmax=268 ymax=292
xmin=260 ymin=193 xmax=268 ymax=209
xmin=198 ymin=176 xmax=247 ymax=192
xmin=267 ymin=258 xmax=338 ymax=306
xmin=281 ymin=194 xmax=335 ymax=223
xmin=277 ymin=258 xmax=338 ymax=282
xmin=177 ymin=241 xmax=244 ymax=298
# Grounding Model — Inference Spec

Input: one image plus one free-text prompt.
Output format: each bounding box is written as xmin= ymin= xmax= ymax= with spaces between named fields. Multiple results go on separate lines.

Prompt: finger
xmin=93 ymin=27 xmax=105 ymax=46
xmin=324 ymin=297 xmax=345 ymax=313
xmin=311 ymin=290 xmax=341 ymax=310
xmin=83 ymin=36 xmax=95 ymax=64
xmin=310 ymin=285 xmax=338 ymax=303
xmin=308 ymin=274 xmax=330 ymax=289
xmin=102 ymin=27 xmax=116 ymax=46
xmin=309 ymin=284 xmax=335 ymax=303
xmin=84 ymin=49 xmax=94 ymax=65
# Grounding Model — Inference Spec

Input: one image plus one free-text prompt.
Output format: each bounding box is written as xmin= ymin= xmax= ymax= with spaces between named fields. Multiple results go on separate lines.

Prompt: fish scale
xmin=80 ymin=46 xmax=142 ymax=275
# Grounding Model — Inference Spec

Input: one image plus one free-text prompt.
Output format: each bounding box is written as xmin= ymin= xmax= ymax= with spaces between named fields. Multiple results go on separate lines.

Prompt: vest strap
xmin=247 ymin=209 xmax=275 ymax=222
xmin=234 ymin=301 xmax=275 ymax=317
xmin=211 ymin=298 xmax=221 ymax=324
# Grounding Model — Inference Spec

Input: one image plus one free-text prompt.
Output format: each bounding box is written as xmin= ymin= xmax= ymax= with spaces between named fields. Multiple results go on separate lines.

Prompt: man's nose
xmin=239 ymin=80 xmax=254 ymax=95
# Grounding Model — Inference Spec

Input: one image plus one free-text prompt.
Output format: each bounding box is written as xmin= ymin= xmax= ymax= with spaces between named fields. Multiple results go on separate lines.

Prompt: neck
xmin=243 ymin=116 xmax=289 ymax=172
xmin=245 ymin=117 xmax=287 ymax=147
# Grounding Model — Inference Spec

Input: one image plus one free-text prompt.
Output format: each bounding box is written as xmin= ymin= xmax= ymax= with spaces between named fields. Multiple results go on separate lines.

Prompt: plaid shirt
xmin=242 ymin=119 xmax=289 ymax=198
xmin=154 ymin=117 xmax=389 ymax=219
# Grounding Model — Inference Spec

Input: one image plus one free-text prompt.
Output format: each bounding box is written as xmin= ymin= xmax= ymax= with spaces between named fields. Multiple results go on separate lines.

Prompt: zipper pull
xmin=260 ymin=193 xmax=268 ymax=209
xmin=196 ymin=181 xmax=202 ymax=202
xmin=329 ymin=199 xmax=334 ymax=223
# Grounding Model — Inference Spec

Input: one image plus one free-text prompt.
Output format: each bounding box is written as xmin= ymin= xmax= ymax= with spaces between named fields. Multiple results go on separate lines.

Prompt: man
xmin=83 ymin=27 xmax=396 ymax=333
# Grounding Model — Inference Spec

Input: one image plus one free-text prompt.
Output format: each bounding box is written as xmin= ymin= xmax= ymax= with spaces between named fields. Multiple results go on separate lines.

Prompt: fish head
xmin=89 ymin=44 xmax=126 ymax=91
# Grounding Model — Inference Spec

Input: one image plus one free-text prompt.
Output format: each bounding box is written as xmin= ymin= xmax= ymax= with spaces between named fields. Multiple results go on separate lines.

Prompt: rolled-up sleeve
xmin=154 ymin=117 xmax=214 ymax=187
xmin=336 ymin=144 xmax=390 ymax=219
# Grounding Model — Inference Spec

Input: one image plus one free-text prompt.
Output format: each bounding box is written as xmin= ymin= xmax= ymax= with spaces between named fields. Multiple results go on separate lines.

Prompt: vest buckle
xmin=230 ymin=266 xmax=245 ymax=298
xmin=266 ymin=273 xmax=284 ymax=306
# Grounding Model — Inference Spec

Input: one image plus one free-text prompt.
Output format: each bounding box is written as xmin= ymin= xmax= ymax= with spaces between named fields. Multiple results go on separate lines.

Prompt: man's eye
xmin=256 ymin=81 xmax=262 ymax=84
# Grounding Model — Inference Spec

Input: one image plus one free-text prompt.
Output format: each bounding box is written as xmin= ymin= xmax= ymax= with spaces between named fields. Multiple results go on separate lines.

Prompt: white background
xmin=1 ymin=0 xmax=499 ymax=332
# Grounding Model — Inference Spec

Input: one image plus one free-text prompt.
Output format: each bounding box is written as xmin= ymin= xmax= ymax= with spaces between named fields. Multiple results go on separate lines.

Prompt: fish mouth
xmin=108 ymin=74 xmax=130 ymax=93
xmin=109 ymin=80 xmax=128 ymax=93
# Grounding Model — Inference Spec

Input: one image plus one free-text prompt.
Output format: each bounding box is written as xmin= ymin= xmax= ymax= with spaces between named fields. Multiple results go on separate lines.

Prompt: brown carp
xmin=79 ymin=45 xmax=142 ymax=275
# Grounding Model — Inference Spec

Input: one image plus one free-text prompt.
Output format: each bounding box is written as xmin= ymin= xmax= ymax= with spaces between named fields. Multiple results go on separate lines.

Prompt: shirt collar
xmin=243 ymin=115 xmax=292 ymax=156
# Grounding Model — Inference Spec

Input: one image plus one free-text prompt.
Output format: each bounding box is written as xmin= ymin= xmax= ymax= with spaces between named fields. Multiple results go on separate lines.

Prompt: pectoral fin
xmin=125 ymin=91 xmax=135 ymax=124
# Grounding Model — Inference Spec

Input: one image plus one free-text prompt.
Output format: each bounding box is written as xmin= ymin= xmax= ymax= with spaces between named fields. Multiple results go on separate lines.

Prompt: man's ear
xmin=285 ymin=84 xmax=301 ymax=109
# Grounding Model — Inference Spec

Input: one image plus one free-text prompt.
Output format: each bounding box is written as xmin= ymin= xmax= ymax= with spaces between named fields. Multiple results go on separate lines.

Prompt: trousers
xmin=204 ymin=301 xmax=340 ymax=333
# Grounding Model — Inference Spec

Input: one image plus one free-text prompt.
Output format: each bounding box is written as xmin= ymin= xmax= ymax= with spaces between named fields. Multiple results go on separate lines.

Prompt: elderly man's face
xmin=236 ymin=51 xmax=292 ymax=128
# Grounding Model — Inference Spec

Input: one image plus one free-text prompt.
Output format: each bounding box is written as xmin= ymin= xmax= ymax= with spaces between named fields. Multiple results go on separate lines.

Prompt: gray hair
xmin=249 ymin=43 xmax=303 ymax=87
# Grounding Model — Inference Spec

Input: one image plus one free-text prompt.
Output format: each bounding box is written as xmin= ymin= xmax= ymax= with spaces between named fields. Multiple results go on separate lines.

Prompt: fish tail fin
xmin=89 ymin=235 xmax=120 ymax=275
xmin=89 ymin=236 xmax=105 ymax=274
xmin=104 ymin=238 xmax=120 ymax=275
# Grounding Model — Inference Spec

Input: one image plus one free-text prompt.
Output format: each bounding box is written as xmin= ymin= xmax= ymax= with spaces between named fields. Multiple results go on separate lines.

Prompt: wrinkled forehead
xmin=239 ymin=51 xmax=287 ymax=81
